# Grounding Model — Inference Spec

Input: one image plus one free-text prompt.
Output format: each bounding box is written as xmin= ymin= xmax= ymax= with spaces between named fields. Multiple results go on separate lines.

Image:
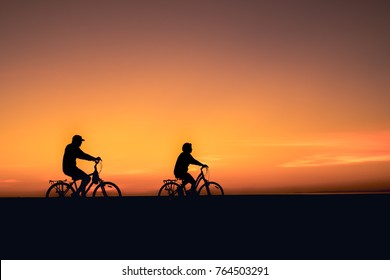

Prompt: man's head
xmin=182 ymin=142 xmax=192 ymax=153
xmin=72 ymin=135 xmax=85 ymax=147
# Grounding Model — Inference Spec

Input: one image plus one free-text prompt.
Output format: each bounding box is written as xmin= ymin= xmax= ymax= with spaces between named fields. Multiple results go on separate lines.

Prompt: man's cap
xmin=72 ymin=135 xmax=85 ymax=142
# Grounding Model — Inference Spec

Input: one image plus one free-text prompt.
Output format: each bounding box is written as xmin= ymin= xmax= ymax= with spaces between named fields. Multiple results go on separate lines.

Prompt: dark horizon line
xmin=1 ymin=190 xmax=390 ymax=199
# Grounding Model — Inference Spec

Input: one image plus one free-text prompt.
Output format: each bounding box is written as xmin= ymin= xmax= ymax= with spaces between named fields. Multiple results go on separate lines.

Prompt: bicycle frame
xmin=71 ymin=177 xmax=95 ymax=195
xmin=70 ymin=162 xmax=102 ymax=195
xmin=181 ymin=166 xmax=209 ymax=193
xmin=195 ymin=167 xmax=208 ymax=188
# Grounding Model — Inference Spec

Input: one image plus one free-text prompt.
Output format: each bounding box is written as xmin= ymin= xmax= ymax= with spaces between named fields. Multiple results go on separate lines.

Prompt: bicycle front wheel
xmin=158 ymin=182 xmax=181 ymax=197
xmin=46 ymin=182 xmax=75 ymax=198
xmin=92 ymin=182 xmax=122 ymax=197
xmin=198 ymin=182 xmax=224 ymax=196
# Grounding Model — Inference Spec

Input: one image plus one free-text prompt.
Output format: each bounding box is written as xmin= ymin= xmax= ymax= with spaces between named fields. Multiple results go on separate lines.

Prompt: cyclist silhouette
xmin=62 ymin=135 xmax=101 ymax=197
xmin=174 ymin=143 xmax=208 ymax=196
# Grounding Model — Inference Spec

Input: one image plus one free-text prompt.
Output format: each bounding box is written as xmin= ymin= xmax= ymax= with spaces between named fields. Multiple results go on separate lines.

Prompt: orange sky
xmin=1 ymin=1 xmax=389 ymax=197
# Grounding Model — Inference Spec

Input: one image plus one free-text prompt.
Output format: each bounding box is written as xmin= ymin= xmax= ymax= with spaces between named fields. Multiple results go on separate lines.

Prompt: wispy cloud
xmin=281 ymin=154 xmax=390 ymax=168
xmin=247 ymin=131 xmax=390 ymax=150
xmin=114 ymin=169 xmax=149 ymax=175
xmin=0 ymin=179 xmax=21 ymax=183
xmin=247 ymin=131 xmax=390 ymax=168
xmin=252 ymin=141 xmax=339 ymax=148
xmin=199 ymin=156 xmax=223 ymax=162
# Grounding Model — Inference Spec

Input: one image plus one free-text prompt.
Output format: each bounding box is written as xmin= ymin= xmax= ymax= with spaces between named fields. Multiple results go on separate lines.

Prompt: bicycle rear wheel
xmin=158 ymin=182 xmax=181 ymax=197
xmin=92 ymin=182 xmax=121 ymax=197
xmin=46 ymin=182 xmax=75 ymax=198
xmin=198 ymin=182 xmax=224 ymax=196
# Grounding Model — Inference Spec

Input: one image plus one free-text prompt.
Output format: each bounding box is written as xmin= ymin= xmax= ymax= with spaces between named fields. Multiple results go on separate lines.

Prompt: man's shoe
xmin=71 ymin=192 xmax=80 ymax=198
xmin=190 ymin=189 xmax=199 ymax=197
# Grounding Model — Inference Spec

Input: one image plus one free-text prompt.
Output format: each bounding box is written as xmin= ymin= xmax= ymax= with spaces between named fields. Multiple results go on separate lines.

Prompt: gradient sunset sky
xmin=1 ymin=0 xmax=389 ymax=196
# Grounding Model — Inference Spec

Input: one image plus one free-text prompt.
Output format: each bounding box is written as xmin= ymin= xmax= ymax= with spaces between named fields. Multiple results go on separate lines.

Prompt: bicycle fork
xmin=204 ymin=182 xmax=212 ymax=195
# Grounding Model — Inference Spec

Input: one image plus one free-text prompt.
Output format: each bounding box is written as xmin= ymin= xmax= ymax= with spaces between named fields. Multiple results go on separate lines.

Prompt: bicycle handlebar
xmin=93 ymin=158 xmax=102 ymax=170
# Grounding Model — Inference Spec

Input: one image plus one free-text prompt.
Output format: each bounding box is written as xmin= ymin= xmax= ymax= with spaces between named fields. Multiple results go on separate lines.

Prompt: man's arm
xmin=76 ymin=148 xmax=98 ymax=162
xmin=189 ymin=154 xmax=207 ymax=167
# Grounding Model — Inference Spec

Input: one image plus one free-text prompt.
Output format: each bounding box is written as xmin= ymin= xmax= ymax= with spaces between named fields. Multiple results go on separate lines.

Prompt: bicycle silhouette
xmin=46 ymin=160 xmax=121 ymax=197
xmin=158 ymin=166 xmax=224 ymax=197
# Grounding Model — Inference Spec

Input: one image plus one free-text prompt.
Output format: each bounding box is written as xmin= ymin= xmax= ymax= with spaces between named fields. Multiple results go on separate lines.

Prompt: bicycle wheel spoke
xmin=158 ymin=182 xmax=181 ymax=198
xmin=46 ymin=182 xmax=74 ymax=198
xmin=92 ymin=182 xmax=121 ymax=197
xmin=198 ymin=182 xmax=224 ymax=196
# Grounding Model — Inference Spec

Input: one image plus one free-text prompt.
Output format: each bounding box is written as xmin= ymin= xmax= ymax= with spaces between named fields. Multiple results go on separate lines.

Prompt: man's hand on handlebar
xmin=95 ymin=157 xmax=102 ymax=163
xmin=202 ymin=164 xmax=208 ymax=169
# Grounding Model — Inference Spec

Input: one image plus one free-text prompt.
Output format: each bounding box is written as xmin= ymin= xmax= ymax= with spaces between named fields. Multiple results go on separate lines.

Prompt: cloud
xmin=281 ymin=154 xmax=390 ymax=168
xmin=246 ymin=130 xmax=390 ymax=168
xmin=249 ymin=131 xmax=390 ymax=149
xmin=111 ymin=169 xmax=149 ymax=175
xmin=198 ymin=156 xmax=223 ymax=162
xmin=0 ymin=179 xmax=21 ymax=183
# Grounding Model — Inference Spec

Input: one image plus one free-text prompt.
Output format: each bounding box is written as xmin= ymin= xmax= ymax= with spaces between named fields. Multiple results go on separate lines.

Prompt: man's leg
xmin=71 ymin=168 xmax=91 ymax=197
xmin=182 ymin=173 xmax=196 ymax=196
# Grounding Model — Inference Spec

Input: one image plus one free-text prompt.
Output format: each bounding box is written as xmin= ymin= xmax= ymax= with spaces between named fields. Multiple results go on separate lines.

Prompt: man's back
xmin=174 ymin=152 xmax=196 ymax=177
xmin=62 ymin=143 xmax=79 ymax=171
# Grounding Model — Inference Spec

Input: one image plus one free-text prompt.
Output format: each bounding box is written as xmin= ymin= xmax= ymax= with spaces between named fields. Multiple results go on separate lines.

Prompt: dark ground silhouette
xmin=1 ymin=194 xmax=389 ymax=259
